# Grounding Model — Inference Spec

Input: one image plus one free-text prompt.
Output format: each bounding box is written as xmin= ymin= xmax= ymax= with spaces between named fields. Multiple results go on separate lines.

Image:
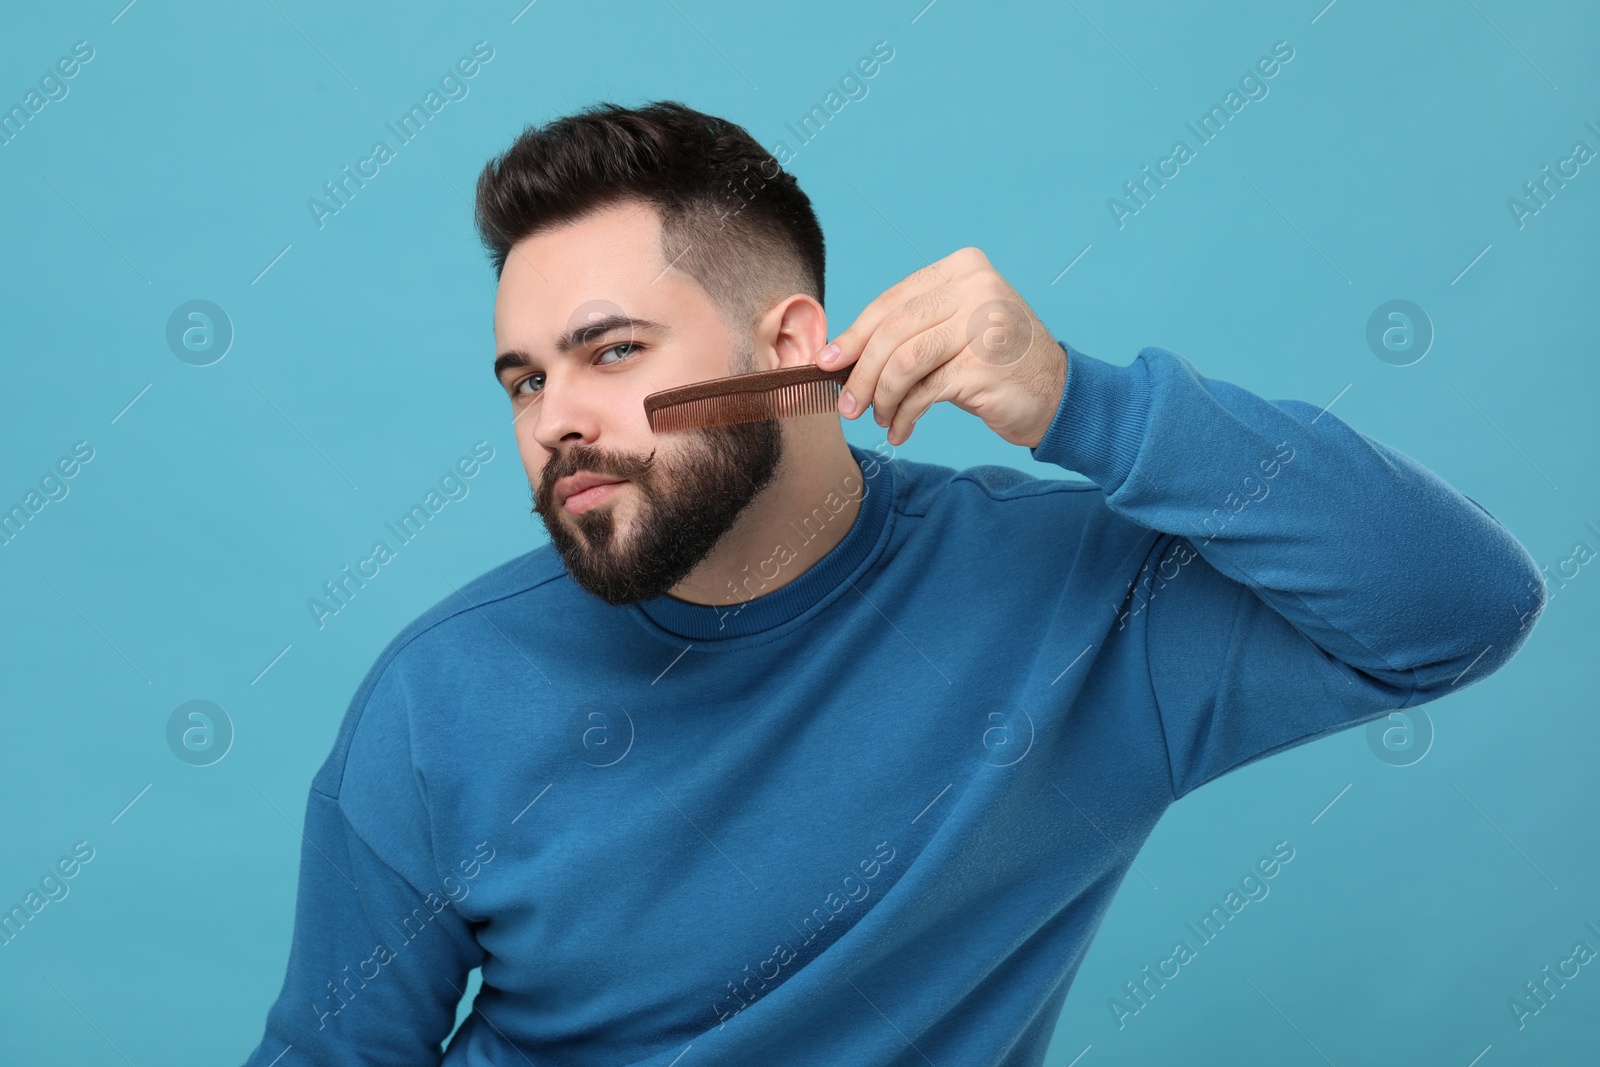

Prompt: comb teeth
xmin=644 ymin=365 xmax=852 ymax=432
xmin=650 ymin=380 xmax=841 ymax=431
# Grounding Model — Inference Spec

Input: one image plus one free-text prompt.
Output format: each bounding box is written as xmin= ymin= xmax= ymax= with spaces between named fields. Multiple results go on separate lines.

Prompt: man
xmin=243 ymin=101 xmax=1545 ymax=1066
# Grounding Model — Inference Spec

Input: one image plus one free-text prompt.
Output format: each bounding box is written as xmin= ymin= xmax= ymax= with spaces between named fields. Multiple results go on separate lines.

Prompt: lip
xmin=555 ymin=472 xmax=629 ymax=514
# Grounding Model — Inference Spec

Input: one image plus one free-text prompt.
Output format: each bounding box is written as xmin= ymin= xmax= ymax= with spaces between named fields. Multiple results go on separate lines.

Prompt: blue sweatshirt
xmin=243 ymin=342 xmax=1544 ymax=1067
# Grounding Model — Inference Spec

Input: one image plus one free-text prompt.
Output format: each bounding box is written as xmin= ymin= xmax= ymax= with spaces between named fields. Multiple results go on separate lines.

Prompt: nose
xmin=529 ymin=367 xmax=602 ymax=452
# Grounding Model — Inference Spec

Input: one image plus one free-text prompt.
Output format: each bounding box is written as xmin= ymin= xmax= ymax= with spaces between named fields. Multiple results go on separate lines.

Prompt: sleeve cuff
xmin=1029 ymin=341 xmax=1153 ymax=494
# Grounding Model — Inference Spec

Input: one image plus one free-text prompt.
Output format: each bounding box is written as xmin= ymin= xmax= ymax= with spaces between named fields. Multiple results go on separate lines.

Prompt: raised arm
xmin=1029 ymin=341 xmax=1546 ymax=799
xmin=816 ymin=246 xmax=1544 ymax=799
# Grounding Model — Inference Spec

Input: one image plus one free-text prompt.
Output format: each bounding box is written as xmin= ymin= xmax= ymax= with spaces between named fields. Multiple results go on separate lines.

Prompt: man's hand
xmin=819 ymin=247 xmax=1068 ymax=449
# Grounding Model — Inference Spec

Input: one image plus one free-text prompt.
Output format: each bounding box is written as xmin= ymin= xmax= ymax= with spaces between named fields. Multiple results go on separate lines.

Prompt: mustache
xmin=537 ymin=444 xmax=659 ymax=509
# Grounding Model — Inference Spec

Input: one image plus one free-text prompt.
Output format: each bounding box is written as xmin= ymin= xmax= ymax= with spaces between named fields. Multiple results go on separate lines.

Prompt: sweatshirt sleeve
xmin=1031 ymin=341 xmax=1547 ymax=800
xmin=242 ymin=664 xmax=484 ymax=1066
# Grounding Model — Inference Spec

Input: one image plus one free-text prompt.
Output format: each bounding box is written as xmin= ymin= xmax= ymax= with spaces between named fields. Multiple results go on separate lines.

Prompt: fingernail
xmin=839 ymin=390 xmax=856 ymax=416
xmin=820 ymin=343 xmax=841 ymax=364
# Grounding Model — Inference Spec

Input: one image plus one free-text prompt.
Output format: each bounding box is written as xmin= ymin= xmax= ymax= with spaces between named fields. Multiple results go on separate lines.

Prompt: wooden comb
xmin=644 ymin=364 xmax=853 ymax=432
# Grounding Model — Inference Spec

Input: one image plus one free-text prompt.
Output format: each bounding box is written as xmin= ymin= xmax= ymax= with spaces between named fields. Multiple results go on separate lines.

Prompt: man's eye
xmin=510 ymin=342 xmax=638 ymax=399
xmin=596 ymin=341 xmax=641 ymax=365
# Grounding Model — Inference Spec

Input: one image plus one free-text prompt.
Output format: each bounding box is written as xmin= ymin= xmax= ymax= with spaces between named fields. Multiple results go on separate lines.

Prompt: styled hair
xmin=473 ymin=100 xmax=825 ymax=356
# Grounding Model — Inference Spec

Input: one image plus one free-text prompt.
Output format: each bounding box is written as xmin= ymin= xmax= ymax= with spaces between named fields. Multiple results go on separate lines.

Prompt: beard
xmin=532 ymin=415 xmax=784 ymax=607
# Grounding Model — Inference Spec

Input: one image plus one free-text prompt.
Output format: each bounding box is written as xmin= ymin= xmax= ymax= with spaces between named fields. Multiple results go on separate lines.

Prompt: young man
xmin=243 ymin=101 xmax=1545 ymax=1066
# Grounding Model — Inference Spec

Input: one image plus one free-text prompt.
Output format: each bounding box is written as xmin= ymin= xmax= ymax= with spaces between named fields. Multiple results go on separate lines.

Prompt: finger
xmin=825 ymin=254 xmax=958 ymax=367
xmin=887 ymin=356 xmax=961 ymax=445
xmin=871 ymin=317 xmax=964 ymax=429
xmin=847 ymin=285 xmax=960 ymax=423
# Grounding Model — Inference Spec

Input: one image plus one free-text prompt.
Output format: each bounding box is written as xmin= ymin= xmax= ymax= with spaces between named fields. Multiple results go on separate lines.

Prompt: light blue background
xmin=1 ymin=1 xmax=1596 ymax=1063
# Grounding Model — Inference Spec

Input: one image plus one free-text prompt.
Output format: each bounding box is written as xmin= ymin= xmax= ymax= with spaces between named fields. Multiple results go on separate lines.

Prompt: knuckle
xmin=891 ymin=344 xmax=921 ymax=375
xmin=878 ymin=305 xmax=910 ymax=338
xmin=977 ymin=273 xmax=1010 ymax=301
xmin=955 ymin=246 xmax=989 ymax=272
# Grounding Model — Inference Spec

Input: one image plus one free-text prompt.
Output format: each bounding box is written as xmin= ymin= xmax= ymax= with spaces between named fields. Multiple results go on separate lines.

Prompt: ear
xmin=758 ymin=294 xmax=828 ymax=371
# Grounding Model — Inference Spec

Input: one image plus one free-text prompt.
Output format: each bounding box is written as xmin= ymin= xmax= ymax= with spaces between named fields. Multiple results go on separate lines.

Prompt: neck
xmin=666 ymin=426 xmax=863 ymax=606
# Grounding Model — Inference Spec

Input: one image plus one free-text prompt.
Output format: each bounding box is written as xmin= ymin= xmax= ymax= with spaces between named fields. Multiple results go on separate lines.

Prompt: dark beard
xmin=532 ymin=417 xmax=783 ymax=606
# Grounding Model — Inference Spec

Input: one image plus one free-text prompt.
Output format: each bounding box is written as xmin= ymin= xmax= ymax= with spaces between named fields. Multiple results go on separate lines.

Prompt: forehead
xmin=492 ymin=201 xmax=735 ymax=362
xmin=494 ymin=201 xmax=667 ymax=328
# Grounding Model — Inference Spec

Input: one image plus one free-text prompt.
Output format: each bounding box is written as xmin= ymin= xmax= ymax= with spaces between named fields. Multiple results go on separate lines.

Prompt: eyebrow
xmin=493 ymin=315 xmax=670 ymax=382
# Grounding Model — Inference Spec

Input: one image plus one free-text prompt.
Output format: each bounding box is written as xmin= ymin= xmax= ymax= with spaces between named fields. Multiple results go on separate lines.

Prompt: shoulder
xmin=887 ymin=446 xmax=1115 ymax=519
xmin=309 ymin=544 xmax=569 ymax=800
xmin=884 ymin=448 xmax=1160 ymax=587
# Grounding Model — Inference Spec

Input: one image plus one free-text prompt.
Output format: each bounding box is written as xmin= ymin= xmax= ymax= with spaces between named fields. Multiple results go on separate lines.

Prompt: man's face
xmin=492 ymin=200 xmax=783 ymax=606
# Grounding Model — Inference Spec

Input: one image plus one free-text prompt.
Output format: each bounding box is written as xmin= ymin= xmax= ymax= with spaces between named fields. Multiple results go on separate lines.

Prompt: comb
xmin=644 ymin=364 xmax=854 ymax=433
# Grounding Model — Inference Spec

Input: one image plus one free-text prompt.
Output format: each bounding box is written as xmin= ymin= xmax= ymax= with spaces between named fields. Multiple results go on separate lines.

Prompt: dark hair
xmin=474 ymin=101 xmax=826 ymax=351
